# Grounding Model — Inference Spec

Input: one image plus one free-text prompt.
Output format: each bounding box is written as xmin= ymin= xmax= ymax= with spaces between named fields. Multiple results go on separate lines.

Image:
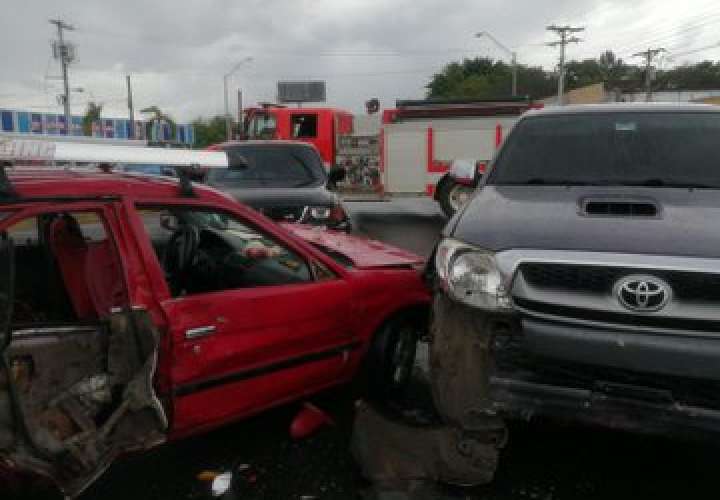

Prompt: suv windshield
xmin=207 ymin=145 xmax=327 ymax=188
xmin=489 ymin=112 xmax=720 ymax=188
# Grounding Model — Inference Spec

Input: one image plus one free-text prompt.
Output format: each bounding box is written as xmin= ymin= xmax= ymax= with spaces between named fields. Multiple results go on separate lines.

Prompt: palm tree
xmin=82 ymin=101 xmax=103 ymax=136
xmin=140 ymin=106 xmax=177 ymax=142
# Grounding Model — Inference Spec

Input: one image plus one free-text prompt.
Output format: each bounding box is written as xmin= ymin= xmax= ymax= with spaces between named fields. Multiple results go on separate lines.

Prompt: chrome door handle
xmin=185 ymin=325 xmax=216 ymax=340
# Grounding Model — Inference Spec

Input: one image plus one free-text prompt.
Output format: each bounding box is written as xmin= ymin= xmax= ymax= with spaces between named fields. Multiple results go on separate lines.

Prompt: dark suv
xmin=207 ymin=141 xmax=350 ymax=230
xmin=430 ymin=104 xmax=720 ymax=449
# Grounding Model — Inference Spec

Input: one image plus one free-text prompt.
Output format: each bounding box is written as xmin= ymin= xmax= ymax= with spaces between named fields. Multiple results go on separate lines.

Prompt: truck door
xmin=0 ymin=207 xmax=167 ymax=498
xmin=131 ymin=205 xmax=356 ymax=436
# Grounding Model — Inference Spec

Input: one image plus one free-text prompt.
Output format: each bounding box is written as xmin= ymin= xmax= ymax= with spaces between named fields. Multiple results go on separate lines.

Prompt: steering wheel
xmin=162 ymin=225 xmax=200 ymax=292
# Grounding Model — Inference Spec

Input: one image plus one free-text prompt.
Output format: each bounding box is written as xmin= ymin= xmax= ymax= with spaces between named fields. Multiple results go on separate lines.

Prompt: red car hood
xmin=282 ymin=224 xmax=424 ymax=269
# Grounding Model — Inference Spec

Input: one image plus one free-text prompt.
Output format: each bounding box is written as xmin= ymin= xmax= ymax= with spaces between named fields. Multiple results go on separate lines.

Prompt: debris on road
xmin=290 ymin=403 xmax=335 ymax=440
xmin=211 ymin=472 xmax=233 ymax=497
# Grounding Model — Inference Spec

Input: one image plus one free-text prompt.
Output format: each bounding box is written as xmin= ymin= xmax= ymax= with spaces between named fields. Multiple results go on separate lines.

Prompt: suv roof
xmin=5 ymin=169 xmax=231 ymax=203
xmin=212 ymin=140 xmax=319 ymax=149
xmin=525 ymin=102 xmax=720 ymax=116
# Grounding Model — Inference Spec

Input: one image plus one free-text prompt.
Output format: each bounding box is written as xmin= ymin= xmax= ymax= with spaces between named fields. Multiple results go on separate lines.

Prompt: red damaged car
xmin=0 ymin=142 xmax=429 ymax=496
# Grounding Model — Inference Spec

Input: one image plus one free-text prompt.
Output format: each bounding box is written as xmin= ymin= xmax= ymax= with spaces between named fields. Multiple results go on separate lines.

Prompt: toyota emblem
xmin=614 ymin=275 xmax=671 ymax=312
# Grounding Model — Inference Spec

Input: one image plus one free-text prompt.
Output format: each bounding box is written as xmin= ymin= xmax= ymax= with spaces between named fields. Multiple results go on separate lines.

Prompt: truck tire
xmin=365 ymin=315 xmax=420 ymax=401
xmin=437 ymin=181 xmax=474 ymax=218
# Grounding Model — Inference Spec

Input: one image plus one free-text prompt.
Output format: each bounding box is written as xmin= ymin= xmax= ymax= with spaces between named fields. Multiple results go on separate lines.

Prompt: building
xmin=0 ymin=108 xmax=194 ymax=145
xmin=541 ymin=84 xmax=720 ymax=106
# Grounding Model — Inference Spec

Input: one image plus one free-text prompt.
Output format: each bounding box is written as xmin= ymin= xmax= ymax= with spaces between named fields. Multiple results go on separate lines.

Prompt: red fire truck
xmin=242 ymin=99 xmax=537 ymax=203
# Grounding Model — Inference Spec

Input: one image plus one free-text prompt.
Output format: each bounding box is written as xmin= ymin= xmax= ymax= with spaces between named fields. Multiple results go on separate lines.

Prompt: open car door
xmin=0 ymin=229 xmax=168 ymax=498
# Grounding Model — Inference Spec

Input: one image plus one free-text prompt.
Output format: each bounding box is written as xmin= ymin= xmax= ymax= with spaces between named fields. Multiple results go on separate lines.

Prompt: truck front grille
xmin=521 ymin=263 xmax=720 ymax=302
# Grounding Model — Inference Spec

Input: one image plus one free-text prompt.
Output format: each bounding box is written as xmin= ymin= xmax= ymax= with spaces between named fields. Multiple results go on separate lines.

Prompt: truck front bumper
xmin=490 ymin=375 xmax=720 ymax=440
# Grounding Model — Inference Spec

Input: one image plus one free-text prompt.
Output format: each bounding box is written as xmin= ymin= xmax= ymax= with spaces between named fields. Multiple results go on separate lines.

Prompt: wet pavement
xmin=18 ymin=198 xmax=720 ymax=500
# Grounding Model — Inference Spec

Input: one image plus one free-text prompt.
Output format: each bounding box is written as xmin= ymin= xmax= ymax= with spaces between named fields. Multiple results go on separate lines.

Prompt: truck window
xmin=136 ymin=206 xmax=313 ymax=297
xmin=291 ymin=114 xmax=318 ymax=138
xmin=248 ymin=113 xmax=277 ymax=139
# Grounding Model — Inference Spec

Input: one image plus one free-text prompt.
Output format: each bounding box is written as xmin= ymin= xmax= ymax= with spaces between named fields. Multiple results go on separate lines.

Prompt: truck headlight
xmin=435 ymin=238 xmax=511 ymax=311
xmin=308 ymin=207 xmax=332 ymax=220
xmin=303 ymin=204 xmax=350 ymax=230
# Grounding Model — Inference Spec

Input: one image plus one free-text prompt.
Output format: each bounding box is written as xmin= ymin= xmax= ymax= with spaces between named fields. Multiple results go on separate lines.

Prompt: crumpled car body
xmin=0 ymin=167 xmax=430 ymax=497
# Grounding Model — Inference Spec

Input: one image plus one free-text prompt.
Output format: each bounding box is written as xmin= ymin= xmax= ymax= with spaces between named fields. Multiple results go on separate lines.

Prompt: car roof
xmin=525 ymin=102 xmax=720 ymax=117
xmin=5 ymin=168 xmax=233 ymax=203
xmin=216 ymin=140 xmax=317 ymax=148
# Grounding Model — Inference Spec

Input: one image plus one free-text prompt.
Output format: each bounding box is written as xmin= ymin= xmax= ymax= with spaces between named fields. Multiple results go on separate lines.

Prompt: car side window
xmin=136 ymin=206 xmax=314 ymax=297
xmin=4 ymin=211 xmax=126 ymax=324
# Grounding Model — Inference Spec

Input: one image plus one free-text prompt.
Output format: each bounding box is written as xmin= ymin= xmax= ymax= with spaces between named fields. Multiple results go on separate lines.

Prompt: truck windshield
xmin=489 ymin=112 xmax=720 ymax=188
xmin=207 ymin=145 xmax=327 ymax=188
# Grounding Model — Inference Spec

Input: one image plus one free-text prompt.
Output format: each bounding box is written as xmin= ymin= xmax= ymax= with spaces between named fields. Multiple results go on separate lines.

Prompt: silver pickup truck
xmin=431 ymin=103 xmax=720 ymax=454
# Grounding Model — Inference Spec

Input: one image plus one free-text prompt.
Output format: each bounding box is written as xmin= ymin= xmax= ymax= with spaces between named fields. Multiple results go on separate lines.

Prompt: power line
xmin=607 ymin=3 xmax=720 ymax=55
xmin=615 ymin=12 xmax=720 ymax=59
xmin=546 ymin=24 xmax=584 ymax=105
xmin=666 ymin=41 xmax=720 ymax=60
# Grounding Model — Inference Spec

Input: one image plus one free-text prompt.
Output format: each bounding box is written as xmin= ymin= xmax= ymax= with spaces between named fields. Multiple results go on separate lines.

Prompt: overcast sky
xmin=2 ymin=0 xmax=720 ymax=122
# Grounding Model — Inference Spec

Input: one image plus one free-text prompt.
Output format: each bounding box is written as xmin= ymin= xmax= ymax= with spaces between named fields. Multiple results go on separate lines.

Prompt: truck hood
xmin=208 ymin=184 xmax=338 ymax=209
xmin=283 ymin=224 xmax=425 ymax=269
xmin=451 ymin=185 xmax=720 ymax=258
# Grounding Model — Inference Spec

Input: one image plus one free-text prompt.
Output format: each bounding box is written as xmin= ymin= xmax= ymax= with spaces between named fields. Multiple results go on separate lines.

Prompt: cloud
xmin=1 ymin=0 xmax=719 ymax=122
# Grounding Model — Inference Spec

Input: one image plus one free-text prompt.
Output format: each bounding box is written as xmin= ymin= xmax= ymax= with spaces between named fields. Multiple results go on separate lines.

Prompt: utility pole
xmin=546 ymin=25 xmax=584 ymax=105
xmin=49 ymin=19 xmax=76 ymax=132
xmin=126 ymin=75 xmax=135 ymax=138
xmin=223 ymin=57 xmax=253 ymax=141
xmin=633 ymin=48 xmax=666 ymax=102
xmin=237 ymin=89 xmax=243 ymax=128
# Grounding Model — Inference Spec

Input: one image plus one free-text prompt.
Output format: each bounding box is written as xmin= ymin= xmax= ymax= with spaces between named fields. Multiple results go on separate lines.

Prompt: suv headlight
xmin=435 ymin=238 xmax=511 ymax=311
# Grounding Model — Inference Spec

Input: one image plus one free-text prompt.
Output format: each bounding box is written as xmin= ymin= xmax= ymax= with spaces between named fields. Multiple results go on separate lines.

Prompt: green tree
xmin=426 ymin=57 xmax=556 ymax=100
xmin=82 ymin=101 xmax=103 ymax=136
xmin=659 ymin=61 xmax=720 ymax=90
xmin=140 ymin=106 xmax=176 ymax=142
xmin=191 ymin=116 xmax=227 ymax=149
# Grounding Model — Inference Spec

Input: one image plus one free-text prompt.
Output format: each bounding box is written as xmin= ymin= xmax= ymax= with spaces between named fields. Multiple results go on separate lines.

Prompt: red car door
xmin=132 ymin=204 xmax=357 ymax=436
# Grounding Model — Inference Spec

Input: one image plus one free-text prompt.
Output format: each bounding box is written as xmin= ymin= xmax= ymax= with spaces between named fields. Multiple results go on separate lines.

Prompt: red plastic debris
xmin=289 ymin=402 xmax=335 ymax=440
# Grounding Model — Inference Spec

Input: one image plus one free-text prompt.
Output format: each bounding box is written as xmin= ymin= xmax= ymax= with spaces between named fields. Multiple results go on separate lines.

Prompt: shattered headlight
xmin=435 ymin=238 xmax=511 ymax=311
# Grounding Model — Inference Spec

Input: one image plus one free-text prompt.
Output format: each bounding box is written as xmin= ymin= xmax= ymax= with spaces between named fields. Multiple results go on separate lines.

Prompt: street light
xmin=224 ymin=56 xmax=254 ymax=141
xmin=475 ymin=31 xmax=518 ymax=97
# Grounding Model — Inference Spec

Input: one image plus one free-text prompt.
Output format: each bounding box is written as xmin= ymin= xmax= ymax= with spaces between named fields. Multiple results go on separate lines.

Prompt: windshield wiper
xmin=621 ymin=178 xmax=720 ymax=189
xmin=291 ymin=179 xmax=318 ymax=188
xmin=509 ymin=178 xmax=595 ymax=186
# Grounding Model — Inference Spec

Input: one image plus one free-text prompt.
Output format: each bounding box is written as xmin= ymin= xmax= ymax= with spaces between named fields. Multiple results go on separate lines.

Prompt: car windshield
xmin=489 ymin=112 xmax=720 ymax=188
xmin=121 ymin=164 xmax=177 ymax=177
xmin=206 ymin=145 xmax=326 ymax=188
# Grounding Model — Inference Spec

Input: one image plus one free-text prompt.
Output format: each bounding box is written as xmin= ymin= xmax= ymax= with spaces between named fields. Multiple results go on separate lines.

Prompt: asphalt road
xmin=19 ymin=198 xmax=720 ymax=500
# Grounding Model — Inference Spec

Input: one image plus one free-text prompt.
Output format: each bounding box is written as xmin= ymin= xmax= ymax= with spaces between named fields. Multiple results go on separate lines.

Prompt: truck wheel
xmin=366 ymin=315 xmax=420 ymax=401
xmin=437 ymin=182 xmax=474 ymax=218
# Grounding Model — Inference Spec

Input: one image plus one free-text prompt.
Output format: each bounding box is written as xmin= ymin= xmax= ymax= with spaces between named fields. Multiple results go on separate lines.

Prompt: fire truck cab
xmin=244 ymin=106 xmax=353 ymax=168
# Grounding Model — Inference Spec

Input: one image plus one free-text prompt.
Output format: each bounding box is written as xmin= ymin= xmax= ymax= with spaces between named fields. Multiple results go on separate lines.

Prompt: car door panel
xmin=0 ymin=209 xmax=167 ymax=497
xmin=166 ymin=278 xmax=356 ymax=434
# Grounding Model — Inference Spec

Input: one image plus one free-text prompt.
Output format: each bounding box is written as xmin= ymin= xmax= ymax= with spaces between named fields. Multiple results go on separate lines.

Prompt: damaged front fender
xmin=0 ymin=308 xmax=167 ymax=498
xmin=429 ymin=293 xmax=506 ymax=434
